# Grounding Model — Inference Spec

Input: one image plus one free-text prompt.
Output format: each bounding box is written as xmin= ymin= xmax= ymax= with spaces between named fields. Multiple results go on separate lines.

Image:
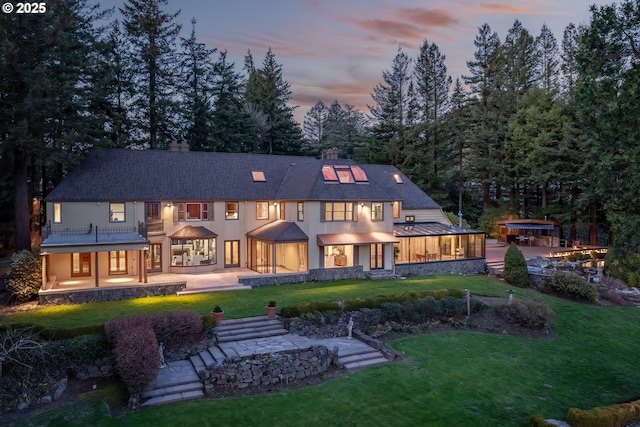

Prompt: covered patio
xmin=497 ymin=219 xmax=561 ymax=247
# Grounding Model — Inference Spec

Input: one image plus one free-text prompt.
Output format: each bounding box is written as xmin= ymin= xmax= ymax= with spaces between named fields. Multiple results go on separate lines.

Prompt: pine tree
xmin=179 ymin=18 xmax=215 ymax=150
xmin=368 ymin=47 xmax=412 ymax=164
xmin=121 ymin=0 xmax=182 ymax=149
xmin=302 ymin=100 xmax=327 ymax=155
xmin=560 ymin=23 xmax=581 ymax=97
xmin=535 ymin=24 xmax=560 ymax=93
xmin=244 ymin=48 xmax=302 ymax=155
xmin=210 ymin=50 xmax=253 ymax=152
xmin=405 ymin=39 xmax=452 ymax=203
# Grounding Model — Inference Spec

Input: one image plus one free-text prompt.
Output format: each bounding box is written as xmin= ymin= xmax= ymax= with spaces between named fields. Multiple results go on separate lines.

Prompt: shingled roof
xmin=45 ymin=149 xmax=441 ymax=209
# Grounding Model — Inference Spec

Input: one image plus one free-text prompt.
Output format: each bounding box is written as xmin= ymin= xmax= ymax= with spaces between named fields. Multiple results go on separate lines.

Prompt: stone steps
xmin=338 ymin=348 xmax=390 ymax=371
xmin=141 ymin=360 xmax=203 ymax=407
xmin=215 ymin=316 xmax=288 ymax=343
xmin=177 ymin=284 xmax=251 ymax=295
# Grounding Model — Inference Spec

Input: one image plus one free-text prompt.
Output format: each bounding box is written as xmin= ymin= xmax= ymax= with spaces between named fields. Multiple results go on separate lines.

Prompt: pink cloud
xmin=473 ymin=2 xmax=557 ymax=16
xmin=395 ymin=8 xmax=460 ymax=28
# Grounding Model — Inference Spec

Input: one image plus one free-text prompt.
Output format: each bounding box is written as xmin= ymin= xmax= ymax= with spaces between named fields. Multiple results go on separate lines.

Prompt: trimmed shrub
xmin=280 ymin=301 xmax=342 ymax=318
xmin=503 ymin=243 xmax=530 ymax=287
xmin=567 ymin=400 xmax=640 ymax=427
xmin=7 ymin=250 xmax=41 ymax=303
xmin=497 ymin=300 xmax=554 ymax=329
xmin=112 ymin=323 xmax=159 ymax=397
xmin=148 ymin=311 xmax=204 ymax=350
xmin=544 ymin=271 xmax=598 ymax=302
xmin=604 ymin=247 xmax=640 ymax=282
xmin=44 ymin=334 xmax=110 ymax=368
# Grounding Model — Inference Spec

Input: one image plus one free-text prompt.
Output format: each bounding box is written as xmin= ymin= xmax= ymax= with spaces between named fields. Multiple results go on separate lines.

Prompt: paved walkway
xmin=218 ymin=333 xmax=375 ymax=359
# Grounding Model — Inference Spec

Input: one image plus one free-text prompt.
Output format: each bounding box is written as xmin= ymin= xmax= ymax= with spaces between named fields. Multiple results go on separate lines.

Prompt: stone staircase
xmin=338 ymin=346 xmax=389 ymax=371
xmin=486 ymin=261 xmax=504 ymax=277
xmin=141 ymin=360 xmax=204 ymax=407
xmin=214 ymin=315 xmax=289 ymax=343
xmin=142 ymin=316 xmax=391 ymax=406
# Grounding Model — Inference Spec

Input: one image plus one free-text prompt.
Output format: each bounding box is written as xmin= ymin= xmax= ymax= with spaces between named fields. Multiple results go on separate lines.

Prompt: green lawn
xmin=7 ymin=275 xmax=640 ymax=427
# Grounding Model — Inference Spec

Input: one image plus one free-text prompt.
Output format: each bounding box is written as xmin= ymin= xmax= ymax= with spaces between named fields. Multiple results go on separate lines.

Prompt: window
xmin=256 ymin=201 xmax=269 ymax=220
xmin=176 ymin=203 xmax=211 ymax=221
xmin=372 ymin=202 xmax=384 ymax=221
xmin=110 ymin=202 xmax=125 ymax=222
xmin=297 ymin=202 xmax=304 ymax=222
xmin=109 ymin=251 xmax=127 ymax=275
xmin=279 ymin=202 xmax=286 ymax=220
xmin=53 ymin=203 xmax=61 ymax=223
xmin=226 ymin=202 xmax=239 ymax=220
xmin=252 ymin=171 xmax=266 ymax=182
xmin=393 ymin=201 xmax=400 ymax=219
xmin=171 ymin=238 xmax=217 ymax=266
xmin=145 ymin=202 xmax=160 ymax=220
xmin=393 ymin=173 xmax=403 ymax=184
xmin=324 ymin=202 xmax=354 ymax=221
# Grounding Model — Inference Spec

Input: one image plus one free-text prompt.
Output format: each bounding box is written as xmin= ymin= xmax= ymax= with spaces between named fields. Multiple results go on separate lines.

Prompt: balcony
xmin=146 ymin=219 xmax=164 ymax=234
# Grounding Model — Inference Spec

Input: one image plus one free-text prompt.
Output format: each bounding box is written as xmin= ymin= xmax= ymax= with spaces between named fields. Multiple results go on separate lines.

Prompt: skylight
xmin=393 ymin=173 xmax=403 ymax=184
xmin=252 ymin=171 xmax=266 ymax=182
xmin=350 ymin=166 xmax=368 ymax=182
xmin=336 ymin=169 xmax=354 ymax=183
xmin=322 ymin=165 xmax=338 ymax=181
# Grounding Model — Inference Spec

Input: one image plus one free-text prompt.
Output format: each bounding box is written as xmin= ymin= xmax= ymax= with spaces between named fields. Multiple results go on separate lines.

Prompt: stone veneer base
xmin=38 ymin=282 xmax=186 ymax=305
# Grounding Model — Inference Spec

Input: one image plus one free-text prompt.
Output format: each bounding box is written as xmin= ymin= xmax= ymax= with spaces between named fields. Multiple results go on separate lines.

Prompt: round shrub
xmin=7 ymin=250 xmax=41 ymax=303
xmin=503 ymin=243 xmax=530 ymax=287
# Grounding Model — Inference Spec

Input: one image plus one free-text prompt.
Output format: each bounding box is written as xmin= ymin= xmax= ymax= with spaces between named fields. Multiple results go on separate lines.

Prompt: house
xmin=39 ymin=147 xmax=486 ymax=298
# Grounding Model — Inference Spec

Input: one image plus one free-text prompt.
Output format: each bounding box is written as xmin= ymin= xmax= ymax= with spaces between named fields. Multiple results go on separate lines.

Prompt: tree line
xmin=1 ymin=0 xmax=639 ymax=253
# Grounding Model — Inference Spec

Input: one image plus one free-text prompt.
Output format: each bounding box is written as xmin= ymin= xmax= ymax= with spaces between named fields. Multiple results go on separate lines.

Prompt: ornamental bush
xmin=7 ymin=250 xmax=41 ymax=303
xmin=148 ymin=310 xmax=204 ymax=350
xmin=503 ymin=243 xmax=530 ymax=287
xmin=544 ymin=271 xmax=598 ymax=302
xmin=112 ymin=324 xmax=159 ymax=397
xmin=497 ymin=300 xmax=554 ymax=329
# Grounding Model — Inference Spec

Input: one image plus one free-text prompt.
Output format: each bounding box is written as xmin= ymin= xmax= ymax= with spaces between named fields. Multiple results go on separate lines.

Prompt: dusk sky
xmin=99 ymin=0 xmax=609 ymax=123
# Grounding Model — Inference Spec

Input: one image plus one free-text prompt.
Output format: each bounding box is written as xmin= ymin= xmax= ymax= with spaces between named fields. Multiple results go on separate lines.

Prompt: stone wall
xmin=38 ymin=282 xmax=186 ymax=305
xmin=239 ymin=266 xmax=366 ymax=288
xmin=395 ymin=259 xmax=486 ymax=277
xmin=309 ymin=266 xmax=365 ymax=281
xmin=239 ymin=272 xmax=309 ymax=288
xmin=206 ymin=345 xmax=335 ymax=389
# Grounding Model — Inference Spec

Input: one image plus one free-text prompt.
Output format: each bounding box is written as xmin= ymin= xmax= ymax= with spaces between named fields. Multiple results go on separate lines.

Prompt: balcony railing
xmin=146 ymin=219 xmax=164 ymax=233
xmin=42 ymin=221 xmax=148 ymax=241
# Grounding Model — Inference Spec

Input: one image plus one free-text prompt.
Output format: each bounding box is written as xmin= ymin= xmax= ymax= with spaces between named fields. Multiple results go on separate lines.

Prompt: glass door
xmin=224 ymin=240 xmax=240 ymax=267
xmin=147 ymin=244 xmax=162 ymax=272
xmin=370 ymin=244 xmax=384 ymax=270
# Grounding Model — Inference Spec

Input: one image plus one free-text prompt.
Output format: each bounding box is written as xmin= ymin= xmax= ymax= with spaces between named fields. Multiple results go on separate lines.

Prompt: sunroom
xmin=393 ymin=223 xmax=485 ymax=264
xmin=246 ymin=220 xmax=309 ymax=274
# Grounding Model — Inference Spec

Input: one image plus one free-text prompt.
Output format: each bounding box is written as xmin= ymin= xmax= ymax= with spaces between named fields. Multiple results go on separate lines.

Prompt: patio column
xmin=40 ymin=254 xmax=47 ymax=290
xmin=143 ymin=249 xmax=148 ymax=283
xmin=94 ymin=252 xmax=99 ymax=287
xmin=138 ymin=250 xmax=143 ymax=283
xmin=272 ymin=243 xmax=277 ymax=274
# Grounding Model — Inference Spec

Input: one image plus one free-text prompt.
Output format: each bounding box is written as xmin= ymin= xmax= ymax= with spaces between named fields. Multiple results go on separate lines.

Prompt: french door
xmin=224 ymin=240 xmax=240 ymax=267
xmin=370 ymin=244 xmax=384 ymax=270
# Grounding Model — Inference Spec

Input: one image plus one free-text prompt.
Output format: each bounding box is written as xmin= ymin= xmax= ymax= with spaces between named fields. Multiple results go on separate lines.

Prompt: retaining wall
xmin=38 ymin=282 xmax=186 ymax=305
xmin=395 ymin=259 xmax=486 ymax=277
xmin=206 ymin=345 xmax=335 ymax=389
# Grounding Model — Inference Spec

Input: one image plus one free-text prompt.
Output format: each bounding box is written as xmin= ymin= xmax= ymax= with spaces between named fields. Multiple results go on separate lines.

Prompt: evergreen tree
xmin=576 ymin=1 xmax=640 ymax=247
xmin=503 ymin=243 xmax=529 ymax=287
xmin=179 ymin=18 xmax=215 ymax=151
xmin=535 ymin=24 xmax=560 ymax=93
xmin=368 ymin=47 xmax=412 ymax=164
xmin=405 ymin=39 xmax=452 ymax=204
xmin=464 ymin=24 xmax=502 ymax=211
xmin=302 ymin=100 xmax=327 ymax=155
xmin=0 ymin=0 xmax=109 ymax=250
xmin=244 ymin=48 xmax=302 ymax=155
xmin=210 ymin=50 xmax=253 ymax=152
xmin=560 ymin=23 xmax=581 ymax=97
xmin=121 ymin=0 xmax=182 ymax=149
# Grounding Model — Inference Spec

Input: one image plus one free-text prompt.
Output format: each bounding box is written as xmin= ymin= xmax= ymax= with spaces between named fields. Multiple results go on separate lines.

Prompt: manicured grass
xmin=3 ymin=275 xmax=510 ymax=329
xmin=7 ymin=275 xmax=640 ymax=426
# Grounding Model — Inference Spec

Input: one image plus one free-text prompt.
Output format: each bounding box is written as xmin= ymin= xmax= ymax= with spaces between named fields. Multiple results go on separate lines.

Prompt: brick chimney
xmin=325 ymin=147 xmax=339 ymax=159
xmin=168 ymin=140 xmax=190 ymax=152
